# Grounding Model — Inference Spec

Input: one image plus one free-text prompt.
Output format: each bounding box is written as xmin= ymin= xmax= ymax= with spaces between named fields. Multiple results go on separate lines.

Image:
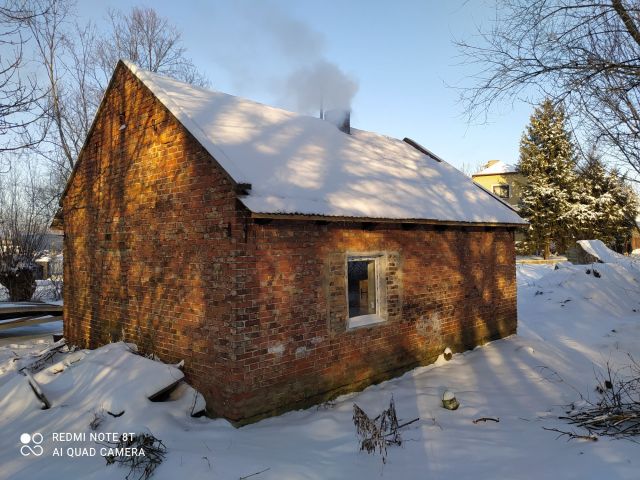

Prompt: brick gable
xmin=63 ymin=64 xmax=246 ymax=414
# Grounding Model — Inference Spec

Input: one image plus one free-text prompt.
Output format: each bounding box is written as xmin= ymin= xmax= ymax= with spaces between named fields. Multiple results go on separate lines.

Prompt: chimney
xmin=324 ymin=109 xmax=351 ymax=134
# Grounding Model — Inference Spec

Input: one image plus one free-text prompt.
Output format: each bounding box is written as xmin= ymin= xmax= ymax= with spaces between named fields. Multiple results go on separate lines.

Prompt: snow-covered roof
xmin=124 ymin=61 xmax=525 ymax=225
xmin=474 ymin=160 xmax=518 ymax=176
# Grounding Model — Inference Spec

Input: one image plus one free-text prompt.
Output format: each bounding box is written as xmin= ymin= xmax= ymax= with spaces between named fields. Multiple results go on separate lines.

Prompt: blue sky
xmin=77 ymin=0 xmax=534 ymax=172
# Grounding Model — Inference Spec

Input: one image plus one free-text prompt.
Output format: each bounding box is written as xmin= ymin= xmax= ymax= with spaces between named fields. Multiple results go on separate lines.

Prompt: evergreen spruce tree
xmin=577 ymin=152 xmax=639 ymax=251
xmin=518 ymin=99 xmax=578 ymax=258
xmin=608 ymin=170 xmax=639 ymax=251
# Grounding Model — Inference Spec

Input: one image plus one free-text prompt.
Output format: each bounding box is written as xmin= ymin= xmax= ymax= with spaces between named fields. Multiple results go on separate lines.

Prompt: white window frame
xmin=492 ymin=183 xmax=511 ymax=199
xmin=345 ymin=254 xmax=386 ymax=329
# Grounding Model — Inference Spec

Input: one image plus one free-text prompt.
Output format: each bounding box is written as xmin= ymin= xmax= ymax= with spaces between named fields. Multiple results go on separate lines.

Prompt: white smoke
xmin=283 ymin=60 xmax=358 ymax=113
xmin=204 ymin=1 xmax=358 ymax=115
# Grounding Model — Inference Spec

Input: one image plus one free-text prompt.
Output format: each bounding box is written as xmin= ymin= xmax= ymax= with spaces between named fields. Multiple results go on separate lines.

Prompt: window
xmin=326 ymin=252 xmax=398 ymax=334
xmin=346 ymin=256 xmax=385 ymax=328
xmin=347 ymin=258 xmax=377 ymax=318
xmin=492 ymin=184 xmax=510 ymax=199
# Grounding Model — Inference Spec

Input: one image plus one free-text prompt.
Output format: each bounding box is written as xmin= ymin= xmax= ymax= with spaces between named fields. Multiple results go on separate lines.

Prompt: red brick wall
xmin=63 ymin=62 xmax=517 ymax=424
xmin=227 ymin=222 xmax=517 ymax=420
xmin=63 ymin=63 xmax=246 ymax=415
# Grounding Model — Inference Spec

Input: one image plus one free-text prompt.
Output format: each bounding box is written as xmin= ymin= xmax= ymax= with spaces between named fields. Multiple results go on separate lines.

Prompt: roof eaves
xmin=472 ymin=170 xmax=519 ymax=177
xmin=249 ymin=211 xmax=527 ymax=227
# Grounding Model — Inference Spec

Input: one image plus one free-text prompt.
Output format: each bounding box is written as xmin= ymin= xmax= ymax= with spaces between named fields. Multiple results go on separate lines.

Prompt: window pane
xmin=492 ymin=184 xmax=509 ymax=198
xmin=348 ymin=259 xmax=376 ymax=318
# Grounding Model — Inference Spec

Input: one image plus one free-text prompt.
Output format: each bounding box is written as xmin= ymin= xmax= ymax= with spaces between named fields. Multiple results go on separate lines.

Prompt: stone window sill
xmin=347 ymin=314 xmax=386 ymax=330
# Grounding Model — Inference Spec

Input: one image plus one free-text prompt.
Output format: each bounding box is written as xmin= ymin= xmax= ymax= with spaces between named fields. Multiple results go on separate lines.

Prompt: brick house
xmin=61 ymin=60 xmax=526 ymax=424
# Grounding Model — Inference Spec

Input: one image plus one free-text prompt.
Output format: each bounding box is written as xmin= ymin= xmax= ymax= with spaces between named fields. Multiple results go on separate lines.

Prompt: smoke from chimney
xmin=204 ymin=2 xmax=359 ymax=115
xmin=283 ymin=60 xmax=357 ymax=116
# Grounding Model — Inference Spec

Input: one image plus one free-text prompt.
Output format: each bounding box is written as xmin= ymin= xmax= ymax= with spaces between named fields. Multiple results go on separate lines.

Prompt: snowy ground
xmin=516 ymin=254 xmax=568 ymax=263
xmin=2 ymin=251 xmax=640 ymax=479
xmin=0 ymin=321 xmax=62 ymax=363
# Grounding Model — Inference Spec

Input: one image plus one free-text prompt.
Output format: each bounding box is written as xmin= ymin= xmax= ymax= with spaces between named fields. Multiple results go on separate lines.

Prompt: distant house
xmin=34 ymin=232 xmax=64 ymax=280
xmin=35 ymin=253 xmax=63 ymax=280
xmin=60 ymin=60 xmax=526 ymax=424
xmin=472 ymin=160 xmax=527 ymax=210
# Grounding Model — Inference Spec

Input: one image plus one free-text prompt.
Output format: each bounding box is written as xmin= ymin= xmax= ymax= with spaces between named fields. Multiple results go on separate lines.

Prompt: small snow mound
xmin=434 ymin=354 xmax=449 ymax=366
xmin=443 ymin=347 xmax=453 ymax=361
xmin=516 ymin=345 xmax=535 ymax=355
xmin=576 ymin=240 xmax=625 ymax=263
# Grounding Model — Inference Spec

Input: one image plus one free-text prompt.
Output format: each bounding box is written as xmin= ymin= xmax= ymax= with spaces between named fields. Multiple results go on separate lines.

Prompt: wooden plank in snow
xmin=0 ymin=302 xmax=63 ymax=316
xmin=0 ymin=315 xmax=62 ymax=331
xmin=0 ymin=303 xmax=62 ymax=325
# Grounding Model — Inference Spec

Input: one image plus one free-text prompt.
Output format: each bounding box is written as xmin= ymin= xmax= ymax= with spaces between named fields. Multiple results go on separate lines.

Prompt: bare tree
xmin=94 ymin=7 xmax=209 ymax=91
xmin=19 ymin=0 xmax=79 ymax=177
xmin=0 ymin=157 xmax=52 ymax=301
xmin=0 ymin=4 xmax=46 ymax=159
xmin=457 ymin=1 xmax=640 ymax=177
xmin=0 ymin=3 xmax=209 ymax=299
xmin=14 ymin=1 xmax=208 ymax=204
xmin=459 ymin=159 xmax=487 ymax=177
